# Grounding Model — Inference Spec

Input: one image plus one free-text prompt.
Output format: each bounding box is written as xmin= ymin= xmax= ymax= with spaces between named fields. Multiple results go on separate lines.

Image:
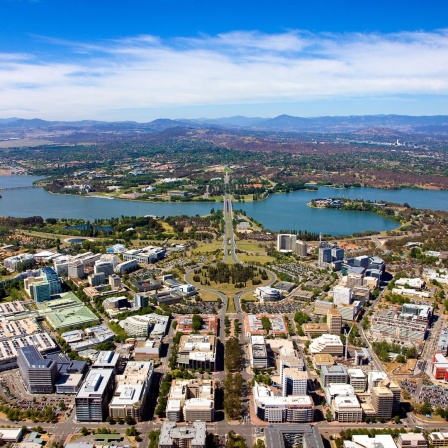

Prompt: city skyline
xmin=1 ymin=0 xmax=448 ymax=121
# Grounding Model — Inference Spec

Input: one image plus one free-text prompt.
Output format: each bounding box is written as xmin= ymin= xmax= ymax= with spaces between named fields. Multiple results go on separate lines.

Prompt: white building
xmin=277 ymin=234 xmax=297 ymax=252
xmin=119 ymin=313 xmax=169 ymax=337
xmin=253 ymin=382 xmax=313 ymax=423
xmin=310 ymin=334 xmax=344 ymax=356
xmin=108 ymin=361 xmax=154 ymax=421
xmin=333 ymin=286 xmax=352 ymax=305
xmin=254 ymin=286 xmax=282 ymax=302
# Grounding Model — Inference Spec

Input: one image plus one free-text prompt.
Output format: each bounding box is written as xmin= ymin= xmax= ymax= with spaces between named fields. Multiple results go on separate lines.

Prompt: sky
xmin=1 ymin=0 xmax=448 ymax=121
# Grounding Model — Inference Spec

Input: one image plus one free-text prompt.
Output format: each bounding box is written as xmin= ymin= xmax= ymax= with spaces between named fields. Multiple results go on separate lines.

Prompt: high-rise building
xmin=134 ymin=293 xmax=149 ymax=309
xmin=40 ymin=267 xmax=62 ymax=295
xmin=75 ymin=368 xmax=115 ymax=422
xmin=371 ymin=386 xmax=394 ymax=419
xmin=331 ymin=247 xmax=344 ymax=261
xmin=318 ymin=248 xmax=332 ymax=266
xmin=277 ymin=234 xmax=297 ymax=252
xmin=94 ymin=260 xmax=115 ymax=278
xmin=327 ymin=308 xmax=342 ymax=335
xmin=295 ymin=241 xmax=308 ymax=257
xmin=17 ymin=346 xmax=58 ymax=394
xmin=333 ymin=286 xmax=352 ymax=305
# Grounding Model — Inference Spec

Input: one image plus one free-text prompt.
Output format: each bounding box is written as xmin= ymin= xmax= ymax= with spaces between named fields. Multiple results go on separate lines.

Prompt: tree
xmin=80 ymin=427 xmax=88 ymax=436
xmin=325 ymin=409 xmax=333 ymax=421
xmin=261 ymin=316 xmax=272 ymax=332
xmin=192 ymin=314 xmax=203 ymax=331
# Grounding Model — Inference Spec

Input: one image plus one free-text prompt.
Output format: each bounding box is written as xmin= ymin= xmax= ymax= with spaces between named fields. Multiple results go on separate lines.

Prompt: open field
xmin=237 ymin=254 xmax=274 ymax=264
xmin=240 ymin=291 xmax=257 ymax=302
xmin=227 ymin=295 xmax=236 ymax=313
xmin=192 ymin=240 xmax=223 ymax=253
xmin=199 ymin=290 xmax=221 ymax=302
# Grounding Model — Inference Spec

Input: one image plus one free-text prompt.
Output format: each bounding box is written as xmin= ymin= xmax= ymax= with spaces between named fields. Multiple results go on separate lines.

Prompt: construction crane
xmin=344 ymin=320 xmax=358 ymax=361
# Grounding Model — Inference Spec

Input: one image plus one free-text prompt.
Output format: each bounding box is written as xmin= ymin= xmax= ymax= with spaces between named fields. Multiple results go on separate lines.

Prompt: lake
xmin=2 ymin=176 xmax=448 ymax=235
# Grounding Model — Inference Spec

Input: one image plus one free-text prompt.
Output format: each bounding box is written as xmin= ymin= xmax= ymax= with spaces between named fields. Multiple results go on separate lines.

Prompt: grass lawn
xmin=199 ymin=290 xmax=221 ymax=302
xmin=160 ymin=221 xmax=174 ymax=232
xmin=227 ymin=295 xmax=236 ymax=313
xmin=237 ymin=254 xmax=274 ymax=264
xmin=192 ymin=240 xmax=223 ymax=253
xmin=240 ymin=291 xmax=257 ymax=302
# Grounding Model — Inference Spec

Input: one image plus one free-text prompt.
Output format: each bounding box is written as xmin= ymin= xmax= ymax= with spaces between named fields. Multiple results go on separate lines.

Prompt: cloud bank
xmin=1 ymin=29 xmax=448 ymax=119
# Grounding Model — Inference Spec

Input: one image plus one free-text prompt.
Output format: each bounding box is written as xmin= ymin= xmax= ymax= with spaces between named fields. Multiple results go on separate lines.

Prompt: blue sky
xmin=1 ymin=0 xmax=448 ymax=121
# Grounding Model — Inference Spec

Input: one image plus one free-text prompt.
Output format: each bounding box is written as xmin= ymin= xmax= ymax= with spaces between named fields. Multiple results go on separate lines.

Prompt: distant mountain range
xmin=1 ymin=114 xmax=448 ymax=135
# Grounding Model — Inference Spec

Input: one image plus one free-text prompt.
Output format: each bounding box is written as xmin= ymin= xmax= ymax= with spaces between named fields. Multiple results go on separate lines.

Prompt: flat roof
xmin=76 ymin=368 xmax=114 ymax=398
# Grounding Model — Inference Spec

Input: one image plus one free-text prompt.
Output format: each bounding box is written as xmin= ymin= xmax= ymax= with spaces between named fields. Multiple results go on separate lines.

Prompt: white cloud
xmin=0 ymin=29 xmax=448 ymax=119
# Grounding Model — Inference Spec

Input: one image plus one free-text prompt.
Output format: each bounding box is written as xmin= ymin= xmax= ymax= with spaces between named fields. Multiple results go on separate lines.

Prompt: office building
xmin=314 ymin=300 xmax=334 ymax=315
xmin=310 ymin=334 xmax=344 ymax=356
xmin=318 ymin=248 xmax=332 ymax=267
xmin=320 ymin=365 xmax=348 ymax=387
xmin=344 ymin=435 xmax=397 ymax=448
xmin=331 ymin=247 xmax=345 ymax=261
xmin=332 ymin=395 xmax=363 ymax=423
xmin=245 ymin=314 xmax=288 ymax=337
xmin=347 ymin=369 xmax=367 ymax=393
xmin=282 ymin=368 xmax=308 ymax=397
xmin=108 ymin=361 xmax=154 ymax=421
xmin=254 ymin=286 xmax=282 ymax=301
xmin=428 ymin=433 xmax=448 ymax=448
xmin=93 ymin=351 xmax=120 ymax=371
xmin=159 ymin=422 xmax=206 ymax=448
xmin=371 ymin=386 xmax=394 ymax=419
xmin=397 ymin=433 xmax=427 ymax=448
xmin=40 ymin=267 xmax=62 ymax=295
xmin=177 ymin=315 xmax=219 ymax=335
xmin=119 ymin=313 xmax=169 ymax=337
xmin=94 ymin=260 xmax=115 ymax=278
xmin=68 ymin=260 xmax=85 ymax=279
xmin=295 ymin=241 xmax=308 ymax=257
xmin=327 ymin=308 xmax=342 ymax=335
xmin=75 ymin=368 xmax=115 ymax=422
xmin=264 ymin=424 xmax=324 ymax=448
xmin=166 ymin=379 xmax=215 ymax=423
xmin=109 ymin=274 xmax=122 ymax=290
xmin=333 ymin=286 xmax=352 ymax=305
xmin=253 ymin=383 xmax=313 ymax=423
xmin=177 ymin=335 xmax=216 ymax=371
xmin=17 ymin=346 xmax=58 ymax=394
xmin=133 ymin=294 xmax=149 ymax=310
xmin=88 ymin=272 xmax=105 ymax=287
xmin=115 ymin=259 xmax=138 ymax=274
xmin=250 ymin=336 xmax=268 ymax=369
xmin=277 ymin=234 xmax=297 ymax=252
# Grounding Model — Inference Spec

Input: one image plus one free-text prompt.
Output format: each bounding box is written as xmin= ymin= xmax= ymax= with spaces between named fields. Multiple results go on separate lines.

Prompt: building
xmin=158 ymin=421 xmax=206 ymax=448
xmin=176 ymin=315 xmax=219 ymax=335
xmin=282 ymin=367 xmax=308 ymax=397
xmin=371 ymin=386 xmax=394 ymax=419
xmin=133 ymin=294 xmax=149 ymax=310
xmin=318 ymin=247 xmax=332 ymax=267
xmin=88 ymin=272 xmax=105 ymax=287
xmin=40 ymin=267 xmax=62 ymax=295
xmin=122 ymin=247 xmax=165 ymax=264
xmin=429 ymin=433 xmax=448 ymax=448
xmin=30 ymin=280 xmax=51 ymax=303
xmin=327 ymin=308 xmax=342 ymax=335
xmin=313 ymin=354 xmax=334 ymax=369
xmin=314 ymin=300 xmax=335 ymax=315
xmin=75 ymin=368 xmax=115 ymax=422
xmin=37 ymin=292 xmax=100 ymax=331
xmin=93 ymin=351 xmax=120 ymax=371
xmin=115 ymin=259 xmax=138 ymax=274
xmin=119 ymin=313 xmax=169 ymax=337
xmin=332 ymin=395 xmax=363 ymax=423
xmin=277 ymin=234 xmax=297 ymax=252
xmin=166 ymin=379 xmax=215 ymax=422
xmin=250 ymin=335 xmax=268 ymax=369
xmin=94 ymin=260 xmax=115 ymax=278
xmin=245 ymin=314 xmax=288 ymax=337
xmin=433 ymin=352 xmax=448 ymax=380
xmin=370 ymin=303 xmax=432 ymax=342
xmin=253 ymin=383 xmax=313 ymax=423
xmin=397 ymin=433 xmax=428 ymax=448
xmin=436 ymin=329 xmax=448 ymax=356
xmin=134 ymin=336 xmax=163 ymax=360
xmin=331 ymin=246 xmax=345 ymax=261
xmin=310 ymin=334 xmax=344 ymax=356
xmin=344 ymin=435 xmax=397 ymax=448
xmin=295 ymin=241 xmax=308 ymax=257
xmin=320 ymin=365 xmax=348 ymax=387
xmin=68 ymin=260 xmax=85 ymax=279
xmin=254 ymin=286 xmax=282 ymax=301
xmin=264 ymin=424 xmax=324 ymax=448
xmin=333 ymin=286 xmax=352 ymax=305
xmin=177 ymin=334 xmax=216 ymax=371
xmin=109 ymin=274 xmax=122 ymax=290
xmin=346 ymin=273 xmax=364 ymax=288
xmin=4 ymin=253 xmax=34 ymax=271
xmin=17 ymin=346 xmax=58 ymax=394
xmin=347 ymin=369 xmax=367 ymax=393
xmin=108 ymin=361 xmax=154 ymax=421
xmin=338 ymin=301 xmax=362 ymax=321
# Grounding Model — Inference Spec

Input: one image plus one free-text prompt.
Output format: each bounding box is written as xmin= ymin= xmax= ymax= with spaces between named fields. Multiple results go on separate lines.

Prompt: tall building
xmin=75 ymin=368 xmax=115 ymax=422
xmin=333 ymin=286 xmax=352 ymax=305
xmin=94 ymin=260 xmax=114 ymax=278
xmin=17 ymin=346 xmax=58 ymax=394
xmin=68 ymin=260 xmax=85 ymax=279
xmin=347 ymin=369 xmax=367 ymax=393
xmin=108 ymin=361 xmax=154 ymax=422
xmin=277 ymin=234 xmax=297 ymax=252
xmin=318 ymin=248 xmax=332 ymax=267
xmin=134 ymin=293 xmax=149 ymax=309
xmin=295 ymin=241 xmax=308 ymax=257
xmin=331 ymin=247 xmax=344 ymax=261
xmin=320 ymin=365 xmax=348 ymax=387
xmin=327 ymin=308 xmax=342 ymax=335
xmin=371 ymin=386 xmax=394 ymax=419
xmin=40 ymin=267 xmax=62 ymax=295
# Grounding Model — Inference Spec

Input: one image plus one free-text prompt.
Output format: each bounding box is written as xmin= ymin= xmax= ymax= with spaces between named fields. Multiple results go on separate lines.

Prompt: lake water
xmin=2 ymin=176 xmax=448 ymax=235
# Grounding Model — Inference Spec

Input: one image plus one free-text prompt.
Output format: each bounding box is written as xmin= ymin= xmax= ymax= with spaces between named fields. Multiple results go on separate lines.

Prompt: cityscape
xmin=1 ymin=1 xmax=448 ymax=448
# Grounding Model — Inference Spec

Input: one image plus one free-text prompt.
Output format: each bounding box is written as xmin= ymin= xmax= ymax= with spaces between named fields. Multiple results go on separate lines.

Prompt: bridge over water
xmin=0 ymin=185 xmax=39 ymax=191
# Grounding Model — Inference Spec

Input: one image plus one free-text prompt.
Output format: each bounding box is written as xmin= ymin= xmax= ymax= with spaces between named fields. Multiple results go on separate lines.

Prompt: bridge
xmin=0 ymin=185 xmax=39 ymax=191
